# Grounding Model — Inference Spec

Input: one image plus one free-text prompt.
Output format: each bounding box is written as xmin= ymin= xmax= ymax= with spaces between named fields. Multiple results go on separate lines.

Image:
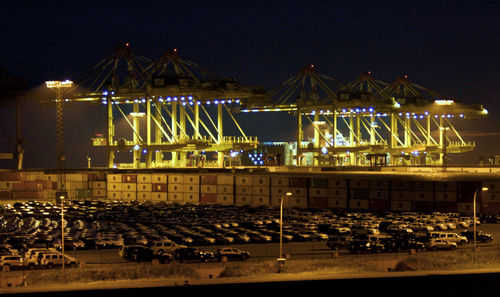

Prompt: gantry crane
xmin=67 ymin=43 xmax=269 ymax=169
xmin=240 ymin=66 xmax=488 ymax=166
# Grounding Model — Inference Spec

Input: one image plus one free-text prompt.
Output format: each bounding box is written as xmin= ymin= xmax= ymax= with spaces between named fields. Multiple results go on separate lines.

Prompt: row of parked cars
xmin=0 ymin=200 xmax=493 ymax=259
xmin=0 ymin=247 xmax=79 ymax=271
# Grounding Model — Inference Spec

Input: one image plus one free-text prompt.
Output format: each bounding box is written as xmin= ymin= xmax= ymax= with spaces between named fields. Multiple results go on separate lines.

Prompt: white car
xmin=0 ymin=255 xmax=27 ymax=271
xmin=425 ymin=239 xmax=457 ymax=251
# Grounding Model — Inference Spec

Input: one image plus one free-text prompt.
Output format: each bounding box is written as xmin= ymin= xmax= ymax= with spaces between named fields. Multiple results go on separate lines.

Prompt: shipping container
xmin=66 ymin=173 xmax=88 ymax=182
xmin=457 ymin=202 xmax=473 ymax=214
xmin=200 ymin=175 xmax=217 ymax=185
xmin=184 ymin=193 xmax=199 ymax=203
xmin=483 ymin=181 xmax=500 ymax=192
xmin=0 ymin=171 xmax=21 ymax=181
xmin=152 ymin=192 xmax=167 ymax=201
xmin=107 ymin=182 xmax=122 ymax=191
xmin=271 ymin=176 xmax=289 ymax=187
xmin=391 ymin=180 xmax=412 ymax=191
xmin=0 ymin=191 xmax=12 ymax=199
xmin=349 ymin=199 xmax=369 ymax=210
xmin=137 ymin=174 xmax=152 ymax=183
xmin=216 ymin=194 xmax=234 ymax=205
xmin=184 ymin=183 xmax=199 ymax=193
xmin=435 ymin=181 xmax=457 ymax=192
xmin=92 ymin=189 xmax=106 ymax=197
xmin=24 ymin=171 xmax=42 ymax=181
xmin=481 ymin=192 xmax=500 ymax=204
xmin=369 ymin=180 xmax=390 ymax=190
xmin=217 ymin=185 xmax=233 ymax=194
xmin=289 ymin=187 xmax=307 ymax=197
xmin=137 ymin=183 xmax=152 ymax=192
xmin=411 ymin=180 xmax=433 ymax=191
xmin=137 ymin=191 xmax=152 ymax=200
xmin=289 ymin=177 xmax=307 ymax=188
xmin=369 ymin=189 xmax=389 ymax=200
xmin=481 ymin=203 xmax=500 ymax=215
xmin=168 ymin=192 xmax=184 ymax=201
xmin=391 ymin=200 xmax=412 ymax=212
xmin=328 ymin=198 xmax=347 ymax=209
xmin=271 ymin=186 xmax=290 ymax=197
xmin=235 ymin=186 xmax=253 ymax=195
xmin=328 ymin=178 xmax=347 ymax=189
xmin=108 ymin=191 xmax=122 ymax=200
xmin=309 ymin=196 xmax=328 ymax=208
xmin=107 ymin=174 xmax=121 ymax=183
xmin=12 ymin=190 xmax=43 ymax=200
xmin=235 ymin=175 xmax=253 ymax=186
xmin=0 ymin=181 xmax=19 ymax=190
xmin=89 ymin=181 xmax=106 ymax=190
xmin=122 ymin=191 xmax=137 ymax=200
xmin=288 ymin=196 xmax=308 ymax=208
xmin=122 ymin=183 xmax=137 ymax=192
xmin=435 ymin=191 xmax=457 ymax=202
xmin=328 ymin=188 xmax=348 ymax=199
xmin=12 ymin=181 xmax=44 ymax=191
xmin=183 ymin=175 xmax=199 ymax=185
xmin=349 ymin=179 xmax=369 ymax=189
xmin=252 ymin=186 xmax=269 ymax=196
xmin=234 ymin=194 xmax=251 ymax=205
xmin=43 ymin=174 xmax=58 ymax=182
xmin=217 ymin=175 xmax=234 ymax=185
xmin=309 ymin=187 xmax=329 ymax=198
xmin=151 ymin=174 xmax=167 ymax=184
xmin=152 ymin=183 xmax=167 ymax=192
xmin=168 ymin=175 xmax=183 ymax=184
xmin=200 ymin=193 xmax=217 ymax=203
xmin=122 ymin=174 xmax=137 ymax=183
xmin=252 ymin=175 xmax=270 ymax=186
xmin=411 ymin=191 xmax=433 ymax=202
xmin=200 ymin=184 xmax=217 ymax=193
xmin=309 ymin=177 xmax=329 ymax=188
xmin=75 ymin=189 xmax=92 ymax=199
xmin=391 ymin=190 xmax=412 ymax=201
xmin=251 ymin=195 xmax=270 ymax=207
xmin=350 ymin=188 xmax=370 ymax=199
xmin=168 ymin=183 xmax=184 ymax=193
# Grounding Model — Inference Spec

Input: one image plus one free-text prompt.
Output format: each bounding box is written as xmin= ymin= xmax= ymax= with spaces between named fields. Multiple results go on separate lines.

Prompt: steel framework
xmin=240 ymin=66 xmax=488 ymax=166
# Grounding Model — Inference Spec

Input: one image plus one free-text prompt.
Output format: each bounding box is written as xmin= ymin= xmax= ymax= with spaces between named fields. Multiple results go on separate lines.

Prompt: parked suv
xmin=429 ymin=232 xmax=467 ymax=245
xmin=425 ymin=239 xmax=457 ymax=251
xmin=39 ymin=252 xmax=79 ymax=268
xmin=148 ymin=240 xmax=186 ymax=255
xmin=326 ymin=235 xmax=353 ymax=250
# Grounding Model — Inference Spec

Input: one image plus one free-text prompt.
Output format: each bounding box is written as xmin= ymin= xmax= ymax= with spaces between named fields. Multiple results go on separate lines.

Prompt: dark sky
xmin=1 ymin=0 xmax=499 ymax=168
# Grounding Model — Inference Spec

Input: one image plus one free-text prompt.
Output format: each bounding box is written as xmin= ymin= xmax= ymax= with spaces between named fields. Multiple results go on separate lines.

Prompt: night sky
xmin=1 ymin=1 xmax=499 ymax=169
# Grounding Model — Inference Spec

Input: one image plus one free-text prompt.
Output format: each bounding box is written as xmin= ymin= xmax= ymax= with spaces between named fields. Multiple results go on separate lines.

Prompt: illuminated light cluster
xmin=206 ymin=98 xmax=240 ymax=105
xmin=45 ymin=79 xmax=73 ymax=88
xmin=248 ymin=153 xmax=264 ymax=165
xmin=435 ymin=99 xmax=454 ymax=105
xmin=340 ymin=107 xmax=375 ymax=114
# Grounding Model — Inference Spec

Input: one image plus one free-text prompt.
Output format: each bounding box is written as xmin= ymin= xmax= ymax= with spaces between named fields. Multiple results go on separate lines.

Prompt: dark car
xmin=119 ymin=245 xmax=172 ymax=264
xmin=460 ymin=230 xmax=494 ymax=243
xmin=216 ymin=248 xmax=250 ymax=261
xmin=174 ymin=247 xmax=215 ymax=263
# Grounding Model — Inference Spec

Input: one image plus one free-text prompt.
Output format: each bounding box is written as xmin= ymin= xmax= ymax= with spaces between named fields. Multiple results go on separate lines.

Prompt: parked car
xmin=215 ymin=248 xmax=250 ymax=261
xmin=39 ymin=252 xmax=79 ymax=268
xmin=0 ymin=255 xmax=27 ymax=271
xmin=425 ymin=239 xmax=458 ymax=251
xmin=174 ymin=247 xmax=215 ymax=263
xmin=460 ymin=230 xmax=494 ymax=243
xmin=326 ymin=235 xmax=353 ymax=250
xmin=147 ymin=240 xmax=186 ymax=255
xmin=120 ymin=245 xmax=172 ymax=264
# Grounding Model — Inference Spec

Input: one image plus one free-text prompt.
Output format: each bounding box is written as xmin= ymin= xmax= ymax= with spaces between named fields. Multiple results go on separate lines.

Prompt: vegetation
xmin=15 ymin=246 xmax=500 ymax=288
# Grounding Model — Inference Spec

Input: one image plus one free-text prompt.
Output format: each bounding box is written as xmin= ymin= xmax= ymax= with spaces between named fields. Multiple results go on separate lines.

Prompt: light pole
xmin=46 ymin=80 xmax=73 ymax=275
xmin=473 ymin=186 xmax=488 ymax=264
xmin=279 ymin=192 xmax=292 ymax=262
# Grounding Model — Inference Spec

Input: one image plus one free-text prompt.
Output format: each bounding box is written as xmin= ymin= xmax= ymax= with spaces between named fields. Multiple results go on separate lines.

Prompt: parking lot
xmin=0 ymin=199 xmax=498 ymax=269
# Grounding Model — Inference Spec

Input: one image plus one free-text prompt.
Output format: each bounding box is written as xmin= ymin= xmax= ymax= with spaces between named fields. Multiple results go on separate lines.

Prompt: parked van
xmin=39 ymin=252 xmax=79 ymax=268
xmin=429 ymin=232 xmax=467 ymax=245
